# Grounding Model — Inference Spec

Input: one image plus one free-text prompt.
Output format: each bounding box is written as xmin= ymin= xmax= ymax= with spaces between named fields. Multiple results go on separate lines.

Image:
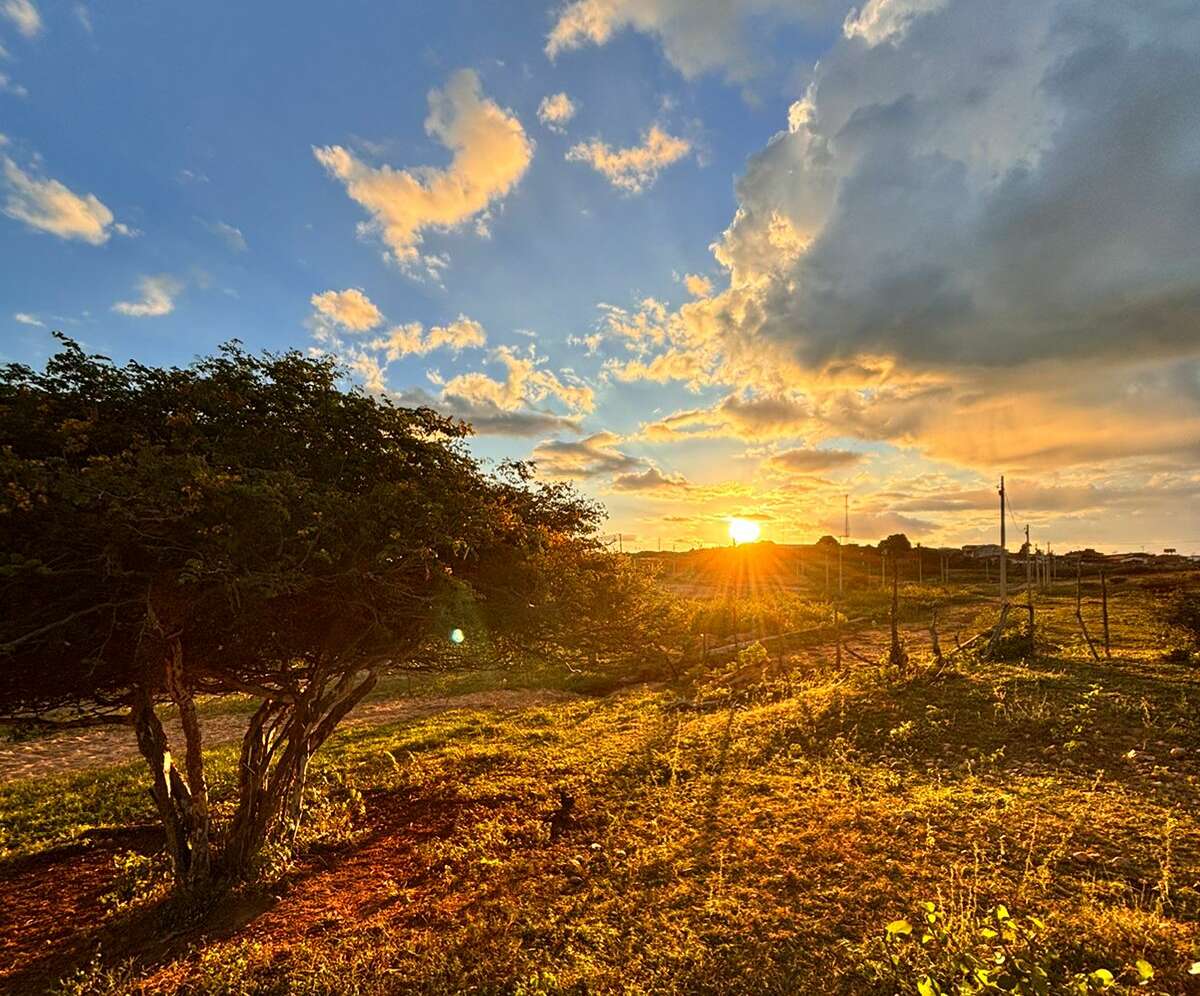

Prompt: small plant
xmin=881 ymin=902 xmax=1151 ymax=994
xmin=98 ymin=850 xmax=169 ymax=916
xmin=51 ymin=949 xmax=137 ymax=996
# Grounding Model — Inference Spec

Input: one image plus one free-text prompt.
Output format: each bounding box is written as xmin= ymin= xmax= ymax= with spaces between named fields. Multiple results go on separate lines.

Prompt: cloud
xmin=597 ymin=0 xmax=1200 ymax=481
xmin=439 ymin=345 xmax=595 ymax=414
xmin=715 ymin=0 xmax=1200 ymax=374
xmin=531 ymin=431 xmax=642 ymax=479
xmin=0 ymin=71 xmax=28 ymax=97
xmin=683 ymin=273 xmax=712 ymax=297
xmin=763 ymin=447 xmax=864 ymax=473
xmin=310 ymin=288 xmax=383 ymax=332
xmin=842 ymin=0 xmax=948 ymax=45
xmin=314 ymin=69 xmax=533 ymax=274
xmin=639 ymin=391 xmax=813 ymax=442
xmin=537 ymin=92 xmax=577 ymax=132
xmin=611 ymin=465 xmax=689 ymax=492
xmin=1 ymin=0 xmax=41 ymax=38
xmin=13 ymin=311 xmax=42 ymax=326
xmin=545 ymin=0 xmax=833 ymax=81
xmin=309 ymin=302 xmax=588 ymax=437
xmin=204 ymin=219 xmax=247 ymax=253
xmin=112 ymin=275 xmax=182 ymax=318
xmin=371 ymin=315 xmax=486 ymax=359
xmin=566 ymin=126 xmax=690 ymax=193
xmin=392 ymin=385 xmax=583 ymax=437
xmin=2 ymin=156 xmax=127 ymax=245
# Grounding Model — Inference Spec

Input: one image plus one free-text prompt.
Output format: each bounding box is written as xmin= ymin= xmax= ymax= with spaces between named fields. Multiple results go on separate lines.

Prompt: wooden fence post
xmin=1101 ymin=570 xmax=1110 ymax=658
xmin=1076 ymin=557 xmax=1100 ymax=661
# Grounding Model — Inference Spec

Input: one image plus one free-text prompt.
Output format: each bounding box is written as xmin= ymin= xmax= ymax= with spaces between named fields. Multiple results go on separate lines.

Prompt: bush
xmin=1160 ymin=591 xmax=1200 ymax=652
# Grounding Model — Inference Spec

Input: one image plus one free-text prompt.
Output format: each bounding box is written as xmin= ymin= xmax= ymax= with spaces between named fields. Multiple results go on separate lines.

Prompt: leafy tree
xmin=879 ymin=533 xmax=913 ymax=556
xmin=0 ymin=337 xmax=631 ymax=890
xmin=816 ymin=535 xmax=840 ymax=547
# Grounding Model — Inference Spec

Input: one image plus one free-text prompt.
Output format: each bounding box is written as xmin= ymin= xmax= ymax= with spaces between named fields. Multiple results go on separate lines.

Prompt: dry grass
xmin=2 ymin=576 xmax=1198 ymax=994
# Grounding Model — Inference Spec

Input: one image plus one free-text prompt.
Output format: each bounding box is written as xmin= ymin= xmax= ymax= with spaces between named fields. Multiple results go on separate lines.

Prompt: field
xmin=1 ymin=572 xmax=1198 ymax=994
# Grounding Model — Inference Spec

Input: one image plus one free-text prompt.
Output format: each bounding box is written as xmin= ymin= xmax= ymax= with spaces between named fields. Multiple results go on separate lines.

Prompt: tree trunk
xmin=165 ymin=640 xmax=211 ymax=885
xmin=132 ymin=685 xmax=208 ymax=891
xmin=222 ymin=668 xmax=378 ymax=880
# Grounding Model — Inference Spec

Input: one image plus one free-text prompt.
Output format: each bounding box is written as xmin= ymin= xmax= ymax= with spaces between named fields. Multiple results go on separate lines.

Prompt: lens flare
xmin=728 ymin=518 xmax=761 ymax=544
xmin=449 ymin=627 xmax=465 ymax=644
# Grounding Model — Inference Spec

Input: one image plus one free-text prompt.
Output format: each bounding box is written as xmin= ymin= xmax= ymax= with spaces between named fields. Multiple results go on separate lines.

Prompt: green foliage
xmin=1158 ymin=590 xmax=1200 ymax=656
xmin=0 ymin=337 xmax=606 ymax=716
xmin=881 ymin=902 xmax=1148 ymax=994
xmin=99 ymin=851 xmax=169 ymax=916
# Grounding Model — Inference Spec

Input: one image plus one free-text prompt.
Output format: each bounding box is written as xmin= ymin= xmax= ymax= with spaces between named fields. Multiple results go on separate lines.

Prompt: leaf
xmin=917 ymin=978 xmax=937 ymax=996
xmin=1089 ymin=968 xmax=1115 ymax=987
xmin=995 ymin=903 xmax=1011 ymax=921
xmin=886 ymin=919 xmax=913 ymax=937
xmin=1135 ymin=959 xmax=1153 ymax=981
xmin=1190 ymin=961 xmax=1200 ymax=975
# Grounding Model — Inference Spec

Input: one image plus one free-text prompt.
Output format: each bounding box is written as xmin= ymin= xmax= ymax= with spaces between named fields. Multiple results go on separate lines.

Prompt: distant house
xmin=962 ymin=544 xmax=1004 ymax=560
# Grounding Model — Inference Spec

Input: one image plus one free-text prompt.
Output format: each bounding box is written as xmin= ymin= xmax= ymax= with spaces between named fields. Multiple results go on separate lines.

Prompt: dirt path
xmin=0 ymin=689 xmax=578 ymax=785
xmin=0 ymin=602 xmax=989 ymax=786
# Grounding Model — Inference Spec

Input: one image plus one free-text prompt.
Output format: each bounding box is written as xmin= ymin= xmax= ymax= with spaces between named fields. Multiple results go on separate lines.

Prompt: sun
xmin=728 ymin=517 xmax=761 ymax=544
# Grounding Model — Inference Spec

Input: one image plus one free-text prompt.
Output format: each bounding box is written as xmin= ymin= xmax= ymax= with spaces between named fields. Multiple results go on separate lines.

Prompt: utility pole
xmin=999 ymin=476 xmax=1008 ymax=606
xmin=839 ymin=494 xmax=847 ymax=595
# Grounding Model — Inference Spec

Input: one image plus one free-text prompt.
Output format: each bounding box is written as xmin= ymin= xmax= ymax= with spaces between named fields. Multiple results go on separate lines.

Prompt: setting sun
xmin=728 ymin=517 xmax=761 ymax=544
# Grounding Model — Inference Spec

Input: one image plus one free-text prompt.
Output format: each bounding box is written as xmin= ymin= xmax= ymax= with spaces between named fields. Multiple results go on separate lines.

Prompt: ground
xmin=0 ymin=576 xmax=1197 ymax=994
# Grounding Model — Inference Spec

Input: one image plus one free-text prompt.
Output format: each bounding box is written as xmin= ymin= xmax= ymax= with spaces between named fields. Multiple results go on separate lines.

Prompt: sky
xmin=2 ymin=0 xmax=1199 ymax=553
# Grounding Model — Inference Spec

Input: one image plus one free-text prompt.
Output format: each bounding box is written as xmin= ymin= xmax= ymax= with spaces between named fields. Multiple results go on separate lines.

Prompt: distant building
xmin=962 ymin=544 xmax=1004 ymax=559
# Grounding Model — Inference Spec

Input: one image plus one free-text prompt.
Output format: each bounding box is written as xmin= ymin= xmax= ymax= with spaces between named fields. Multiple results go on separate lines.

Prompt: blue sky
xmin=3 ymin=0 xmax=1199 ymax=552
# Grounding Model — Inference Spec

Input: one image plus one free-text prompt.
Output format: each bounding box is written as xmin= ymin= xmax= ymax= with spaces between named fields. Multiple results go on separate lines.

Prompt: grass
xmin=3 ymin=577 xmax=1199 ymax=993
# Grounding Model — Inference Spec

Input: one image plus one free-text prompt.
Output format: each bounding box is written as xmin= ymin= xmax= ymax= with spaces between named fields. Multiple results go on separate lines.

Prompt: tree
xmin=0 ymin=338 xmax=627 ymax=890
xmin=816 ymin=535 xmax=840 ymax=547
xmin=878 ymin=533 xmax=912 ymax=556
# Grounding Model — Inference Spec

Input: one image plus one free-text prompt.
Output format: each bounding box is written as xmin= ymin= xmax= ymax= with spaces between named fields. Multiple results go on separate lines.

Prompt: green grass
xmin=5 ymin=578 xmax=1200 ymax=993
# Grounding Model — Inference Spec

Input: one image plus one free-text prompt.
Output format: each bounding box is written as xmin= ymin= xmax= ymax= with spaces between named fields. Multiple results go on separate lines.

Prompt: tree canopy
xmin=878 ymin=533 xmax=913 ymax=556
xmin=0 ymin=338 xmax=644 ymax=886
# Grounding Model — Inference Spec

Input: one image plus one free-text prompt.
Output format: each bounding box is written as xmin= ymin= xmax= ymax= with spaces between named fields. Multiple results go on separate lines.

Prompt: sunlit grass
xmin=4 ymin=576 xmax=1198 ymax=993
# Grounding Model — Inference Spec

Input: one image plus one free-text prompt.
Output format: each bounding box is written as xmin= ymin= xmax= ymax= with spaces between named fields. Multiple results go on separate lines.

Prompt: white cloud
xmin=13 ymin=311 xmax=42 ymax=326
xmin=2 ymin=156 xmax=126 ymax=245
xmin=112 ymin=275 xmax=182 ymax=318
xmin=545 ymin=0 xmax=834 ymax=81
xmin=310 ymin=288 xmax=382 ymax=332
xmin=0 ymin=71 xmax=28 ymax=97
xmin=372 ymin=315 xmax=486 ymax=359
xmin=1 ymin=0 xmax=41 ymax=38
xmin=439 ymin=346 xmax=595 ymax=414
xmin=314 ymin=69 xmax=533 ymax=274
xmin=566 ymin=125 xmax=691 ymax=193
xmin=537 ymin=92 xmax=577 ymax=133
xmin=842 ymin=0 xmax=949 ymax=46
xmin=205 ymin=219 xmax=247 ymax=253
